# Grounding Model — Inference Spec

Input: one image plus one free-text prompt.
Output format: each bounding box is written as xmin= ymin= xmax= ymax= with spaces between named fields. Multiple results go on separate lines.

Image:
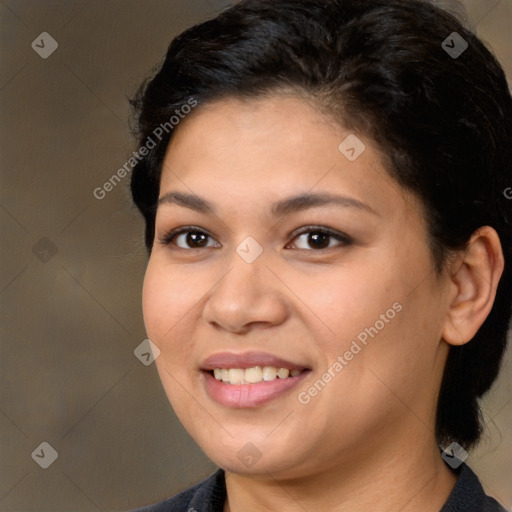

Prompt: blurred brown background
xmin=1 ymin=0 xmax=511 ymax=510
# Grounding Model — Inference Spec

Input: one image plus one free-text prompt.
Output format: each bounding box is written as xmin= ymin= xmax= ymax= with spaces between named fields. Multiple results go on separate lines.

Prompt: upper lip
xmin=201 ymin=351 xmax=309 ymax=371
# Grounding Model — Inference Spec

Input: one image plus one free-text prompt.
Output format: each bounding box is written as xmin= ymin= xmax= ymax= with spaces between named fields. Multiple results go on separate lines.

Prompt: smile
xmin=212 ymin=366 xmax=304 ymax=384
xmin=200 ymin=351 xmax=311 ymax=408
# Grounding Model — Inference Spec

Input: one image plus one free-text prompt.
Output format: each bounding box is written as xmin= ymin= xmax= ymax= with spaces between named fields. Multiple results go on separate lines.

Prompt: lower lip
xmin=202 ymin=370 xmax=310 ymax=408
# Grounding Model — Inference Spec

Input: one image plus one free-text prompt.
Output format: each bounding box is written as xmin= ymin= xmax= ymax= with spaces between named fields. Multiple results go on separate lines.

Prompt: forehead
xmin=158 ymin=95 xmax=418 ymax=220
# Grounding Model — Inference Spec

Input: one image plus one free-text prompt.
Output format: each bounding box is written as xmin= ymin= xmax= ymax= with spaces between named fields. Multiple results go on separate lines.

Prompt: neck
xmin=223 ymin=435 xmax=457 ymax=512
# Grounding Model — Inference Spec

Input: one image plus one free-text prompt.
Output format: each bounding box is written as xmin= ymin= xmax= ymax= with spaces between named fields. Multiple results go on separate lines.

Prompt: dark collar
xmin=133 ymin=462 xmax=506 ymax=511
xmin=440 ymin=463 xmax=506 ymax=511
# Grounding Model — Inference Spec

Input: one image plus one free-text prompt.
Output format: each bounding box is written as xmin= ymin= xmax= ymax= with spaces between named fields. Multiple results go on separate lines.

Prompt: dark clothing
xmin=133 ymin=463 xmax=506 ymax=512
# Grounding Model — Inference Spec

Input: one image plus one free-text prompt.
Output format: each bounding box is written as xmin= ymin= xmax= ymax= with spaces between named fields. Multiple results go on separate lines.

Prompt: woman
xmin=129 ymin=0 xmax=511 ymax=510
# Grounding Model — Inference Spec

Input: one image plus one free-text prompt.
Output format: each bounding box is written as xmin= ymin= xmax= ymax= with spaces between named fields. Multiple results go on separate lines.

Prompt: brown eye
xmin=161 ymin=228 xmax=220 ymax=249
xmin=184 ymin=231 xmax=209 ymax=248
xmin=289 ymin=228 xmax=352 ymax=250
xmin=307 ymin=232 xmax=331 ymax=249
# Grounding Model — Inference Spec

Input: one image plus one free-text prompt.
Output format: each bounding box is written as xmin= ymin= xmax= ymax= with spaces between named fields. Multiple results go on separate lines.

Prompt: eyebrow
xmin=158 ymin=191 xmax=213 ymax=213
xmin=158 ymin=191 xmax=378 ymax=217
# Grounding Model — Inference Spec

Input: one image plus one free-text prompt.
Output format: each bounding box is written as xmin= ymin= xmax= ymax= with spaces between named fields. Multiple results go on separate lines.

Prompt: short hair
xmin=130 ymin=0 xmax=512 ymax=449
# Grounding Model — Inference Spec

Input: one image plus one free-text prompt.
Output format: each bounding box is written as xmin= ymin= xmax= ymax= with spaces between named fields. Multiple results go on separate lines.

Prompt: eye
xmin=287 ymin=227 xmax=352 ymax=250
xmin=159 ymin=227 xmax=220 ymax=249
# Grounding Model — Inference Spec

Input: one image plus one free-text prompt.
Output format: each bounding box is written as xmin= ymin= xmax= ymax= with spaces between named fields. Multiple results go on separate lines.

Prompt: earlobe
xmin=442 ymin=226 xmax=504 ymax=347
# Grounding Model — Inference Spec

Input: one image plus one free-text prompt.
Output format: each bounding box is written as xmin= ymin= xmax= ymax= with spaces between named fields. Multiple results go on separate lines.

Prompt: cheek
xmin=141 ymin=259 xmax=205 ymax=416
xmin=142 ymin=258 xmax=203 ymax=361
xmin=303 ymin=249 xmax=437 ymax=386
xmin=295 ymin=261 xmax=403 ymax=353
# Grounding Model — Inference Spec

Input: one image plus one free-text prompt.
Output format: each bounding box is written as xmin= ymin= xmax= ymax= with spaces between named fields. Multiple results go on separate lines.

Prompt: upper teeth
xmin=213 ymin=366 xmax=302 ymax=384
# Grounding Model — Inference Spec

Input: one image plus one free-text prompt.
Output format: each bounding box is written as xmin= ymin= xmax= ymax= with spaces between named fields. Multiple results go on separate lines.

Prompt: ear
xmin=442 ymin=226 xmax=504 ymax=346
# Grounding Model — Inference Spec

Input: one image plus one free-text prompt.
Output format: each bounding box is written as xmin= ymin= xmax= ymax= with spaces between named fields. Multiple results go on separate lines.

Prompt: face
xmin=143 ymin=95 xmax=453 ymax=479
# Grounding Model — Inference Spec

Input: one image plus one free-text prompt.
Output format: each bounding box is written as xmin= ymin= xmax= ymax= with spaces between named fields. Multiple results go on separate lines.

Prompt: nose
xmin=202 ymin=252 xmax=289 ymax=334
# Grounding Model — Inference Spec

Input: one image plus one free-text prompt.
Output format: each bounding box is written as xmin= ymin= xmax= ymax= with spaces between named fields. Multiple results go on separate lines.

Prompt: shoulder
xmin=130 ymin=468 xmax=226 ymax=512
xmin=441 ymin=463 xmax=507 ymax=512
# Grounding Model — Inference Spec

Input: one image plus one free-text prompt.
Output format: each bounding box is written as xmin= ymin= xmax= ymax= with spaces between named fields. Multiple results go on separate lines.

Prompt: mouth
xmin=200 ymin=351 xmax=311 ymax=408
xmin=211 ymin=365 xmax=306 ymax=384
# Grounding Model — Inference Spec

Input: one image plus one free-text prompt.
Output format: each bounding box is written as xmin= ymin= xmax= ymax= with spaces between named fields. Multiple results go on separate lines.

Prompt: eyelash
xmin=158 ymin=225 xmax=353 ymax=251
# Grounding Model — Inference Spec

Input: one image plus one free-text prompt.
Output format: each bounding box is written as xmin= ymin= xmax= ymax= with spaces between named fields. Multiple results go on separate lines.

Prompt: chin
xmin=197 ymin=433 xmax=305 ymax=478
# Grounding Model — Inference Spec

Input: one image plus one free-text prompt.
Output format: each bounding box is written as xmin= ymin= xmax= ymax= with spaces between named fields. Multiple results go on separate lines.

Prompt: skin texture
xmin=142 ymin=95 xmax=504 ymax=511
